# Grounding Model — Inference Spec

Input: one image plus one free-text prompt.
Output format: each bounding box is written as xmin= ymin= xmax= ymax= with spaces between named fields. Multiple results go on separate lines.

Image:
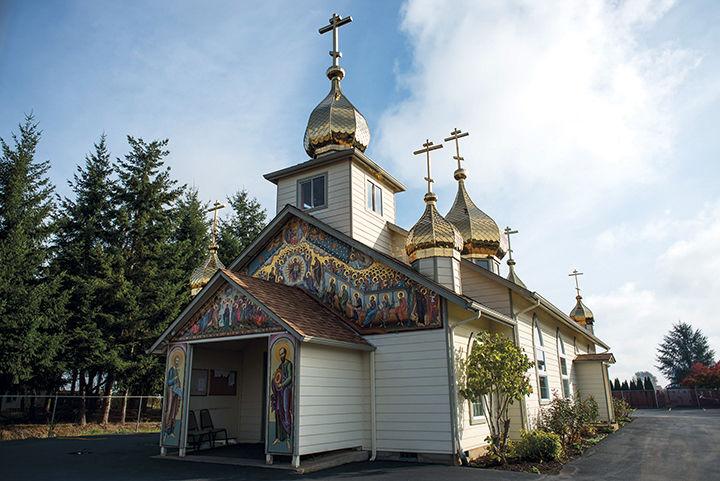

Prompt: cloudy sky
xmin=2 ymin=0 xmax=718 ymax=384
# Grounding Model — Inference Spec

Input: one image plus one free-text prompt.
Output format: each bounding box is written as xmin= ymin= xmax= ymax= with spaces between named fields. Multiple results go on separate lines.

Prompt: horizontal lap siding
xmin=459 ymin=265 xmax=512 ymax=316
xmin=298 ymin=344 xmax=370 ymax=455
xmin=275 ymin=161 xmax=352 ymax=236
xmin=575 ymin=363 xmax=611 ymax=421
xmin=366 ymin=330 xmax=453 ymax=454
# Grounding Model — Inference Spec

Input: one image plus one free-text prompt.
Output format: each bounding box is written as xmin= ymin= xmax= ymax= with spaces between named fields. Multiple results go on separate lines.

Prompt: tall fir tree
xmin=656 ymin=322 xmax=715 ymax=386
xmin=217 ymin=189 xmax=266 ymax=264
xmin=113 ymin=137 xmax=184 ymax=396
xmin=0 ymin=115 xmax=64 ymax=392
xmin=53 ymin=135 xmax=123 ymax=413
xmin=171 ymin=187 xmax=210 ymax=303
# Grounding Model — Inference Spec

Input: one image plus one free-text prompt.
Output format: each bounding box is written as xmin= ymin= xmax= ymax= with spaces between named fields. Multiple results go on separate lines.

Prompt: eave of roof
xmin=459 ymin=258 xmax=610 ymax=350
xmin=574 ymin=353 xmax=616 ymax=363
xmin=263 ymin=148 xmax=407 ymax=193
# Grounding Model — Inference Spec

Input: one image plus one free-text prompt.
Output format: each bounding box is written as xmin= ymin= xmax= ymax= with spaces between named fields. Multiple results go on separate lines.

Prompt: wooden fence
xmin=612 ymin=388 xmax=720 ymax=409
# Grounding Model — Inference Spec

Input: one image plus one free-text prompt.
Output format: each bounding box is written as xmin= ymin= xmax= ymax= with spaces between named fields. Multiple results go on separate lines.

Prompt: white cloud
xmin=378 ymin=0 xmax=699 ymax=213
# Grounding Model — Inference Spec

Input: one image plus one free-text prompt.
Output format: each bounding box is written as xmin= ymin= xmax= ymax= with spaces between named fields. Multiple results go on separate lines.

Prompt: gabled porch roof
xmin=149 ymin=269 xmax=372 ymax=354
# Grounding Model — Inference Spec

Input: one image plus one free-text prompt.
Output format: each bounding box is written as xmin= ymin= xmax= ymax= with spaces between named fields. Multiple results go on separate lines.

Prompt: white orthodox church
xmin=151 ymin=13 xmax=616 ymax=470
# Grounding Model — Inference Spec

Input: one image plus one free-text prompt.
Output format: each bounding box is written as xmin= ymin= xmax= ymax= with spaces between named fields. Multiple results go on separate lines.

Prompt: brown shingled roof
xmin=574 ymin=353 xmax=616 ymax=363
xmin=223 ymin=270 xmax=370 ymax=348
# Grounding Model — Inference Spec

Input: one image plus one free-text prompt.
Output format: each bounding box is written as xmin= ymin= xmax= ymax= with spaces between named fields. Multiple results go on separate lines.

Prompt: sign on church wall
xmin=175 ymin=284 xmax=283 ymax=341
xmin=160 ymin=343 xmax=190 ymax=448
xmin=267 ymin=333 xmax=296 ymax=455
xmin=244 ymin=217 xmax=442 ymax=333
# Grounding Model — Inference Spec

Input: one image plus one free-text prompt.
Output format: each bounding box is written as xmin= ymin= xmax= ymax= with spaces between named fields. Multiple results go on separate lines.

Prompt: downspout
xmin=448 ymin=307 xmax=482 ymax=465
xmin=511 ymin=297 xmax=540 ymax=431
xmin=369 ymin=350 xmax=377 ymax=461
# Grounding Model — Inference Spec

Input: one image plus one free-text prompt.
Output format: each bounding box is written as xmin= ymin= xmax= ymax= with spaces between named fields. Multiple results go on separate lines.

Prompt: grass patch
xmin=0 ymin=422 xmax=160 ymax=441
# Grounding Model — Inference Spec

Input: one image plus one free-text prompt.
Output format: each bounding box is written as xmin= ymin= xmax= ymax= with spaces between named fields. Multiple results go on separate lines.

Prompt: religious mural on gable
xmin=176 ymin=284 xmax=282 ymax=341
xmin=244 ymin=217 xmax=442 ymax=333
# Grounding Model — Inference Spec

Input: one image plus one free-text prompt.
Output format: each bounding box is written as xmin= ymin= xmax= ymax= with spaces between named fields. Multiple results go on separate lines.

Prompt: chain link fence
xmin=1 ymin=394 xmax=163 ymax=437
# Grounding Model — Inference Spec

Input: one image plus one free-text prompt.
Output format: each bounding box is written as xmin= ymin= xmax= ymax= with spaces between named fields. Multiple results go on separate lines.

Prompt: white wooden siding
xmin=349 ymin=161 xmax=395 ymax=255
xmin=237 ymin=340 xmax=265 ymax=442
xmin=275 ymin=160 xmax=352 ymax=236
xmin=460 ymin=264 xmax=511 ymax=316
xmin=575 ymin=362 xmax=613 ymax=422
xmin=365 ymin=330 xmax=453 ymax=454
xmin=297 ymin=344 xmax=371 ymax=455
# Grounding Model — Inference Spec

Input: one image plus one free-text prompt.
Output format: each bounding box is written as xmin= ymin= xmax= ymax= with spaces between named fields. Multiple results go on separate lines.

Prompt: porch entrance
xmin=186 ymin=336 xmax=267 ymax=460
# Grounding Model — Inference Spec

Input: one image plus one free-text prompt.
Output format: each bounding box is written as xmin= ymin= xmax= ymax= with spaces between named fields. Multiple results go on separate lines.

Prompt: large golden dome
xmin=406 ymin=193 xmax=464 ymax=263
xmin=446 ymin=169 xmax=506 ymax=260
xmin=303 ymin=67 xmax=370 ymax=158
xmin=190 ymin=245 xmax=225 ymax=296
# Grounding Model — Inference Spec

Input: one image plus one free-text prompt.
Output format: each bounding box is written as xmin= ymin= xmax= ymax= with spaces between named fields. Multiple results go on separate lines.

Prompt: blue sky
xmin=2 ymin=0 xmax=719 ymax=384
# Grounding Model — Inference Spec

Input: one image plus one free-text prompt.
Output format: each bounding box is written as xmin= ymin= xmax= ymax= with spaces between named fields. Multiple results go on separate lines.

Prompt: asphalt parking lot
xmin=1 ymin=409 xmax=718 ymax=481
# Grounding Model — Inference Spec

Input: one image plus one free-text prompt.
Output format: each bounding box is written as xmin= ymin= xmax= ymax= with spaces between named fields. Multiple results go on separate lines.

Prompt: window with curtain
xmin=366 ymin=179 xmax=383 ymax=215
xmin=534 ymin=320 xmax=550 ymax=400
xmin=557 ymin=332 xmax=571 ymax=398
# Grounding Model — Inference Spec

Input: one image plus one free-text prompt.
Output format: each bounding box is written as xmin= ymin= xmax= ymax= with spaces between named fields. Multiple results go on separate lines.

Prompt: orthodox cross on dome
xmin=569 ymin=269 xmax=584 ymax=296
xmin=504 ymin=226 xmax=519 ymax=263
xmin=444 ymin=128 xmax=469 ymax=171
xmin=319 ymin=13 xmax=352 ymax=70
xmin=207 ymin=200 xmax=225 ymax=250
xmin=413 ymin=139 xmax=443 ymax=196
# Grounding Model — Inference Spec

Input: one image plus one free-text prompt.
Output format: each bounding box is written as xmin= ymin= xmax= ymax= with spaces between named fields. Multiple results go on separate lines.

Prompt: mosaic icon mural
xmin=177 ymin=284 xmax=282 ymax=341
xmin=245 ymin=217 xmax=442 ymax=333
xmin=267 ymin=333 xmax=295 ymax=455
xmin=161 ymin=344 xmax=187 ymax=448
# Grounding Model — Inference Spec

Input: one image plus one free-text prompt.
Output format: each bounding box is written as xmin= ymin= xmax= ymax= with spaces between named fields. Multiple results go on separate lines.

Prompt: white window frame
xmin=365 ymin=178 xmax=383 ymax=217
xmin=469 ymin=398 xmax=485 ymax=424
xmin=533 ymin=317 xmax=550 ymax=401
xmin=557 ymin=330 xmax=571 ymax=398
xmin=297 ymin=173 xmax=327 ymax=211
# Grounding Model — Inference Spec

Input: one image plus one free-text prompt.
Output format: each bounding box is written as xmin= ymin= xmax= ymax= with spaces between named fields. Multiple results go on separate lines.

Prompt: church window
xmin=557 ymin=331 xmax=571 ymax=398
xmin=471 ymin=399 xmax=484 ymax=421
xmin=298 ymin=174 xmax=326 ymax=210
xmin=366 ymin=179 xmax=383 ymax=215
xmin=534 ymin=319 xmax=550 ymax=400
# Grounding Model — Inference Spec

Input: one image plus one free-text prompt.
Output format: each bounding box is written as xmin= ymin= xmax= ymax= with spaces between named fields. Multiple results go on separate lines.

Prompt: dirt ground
xmin=0 ymin=422 xmax=160 ymax=441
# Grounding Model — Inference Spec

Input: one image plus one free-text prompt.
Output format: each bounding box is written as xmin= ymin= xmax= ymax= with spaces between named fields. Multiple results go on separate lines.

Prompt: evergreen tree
xmin=53 ymin=135 xmax=123 ymax=417
xmin=643 ymin=377 xmax=654 ymax=390
xmin=0 ymin=115 xmax=64 ymax=393
xmin=217 ymin=189 xmax=266 ymax=264
xmin=621 ymin=380 xmax=630 ymax=391
xmin=613 ymin=378 xmax=621 ymax=391
xmin=172 ymin=187 xmax=210 ymax=281
xmin=113 ymin=137 xmax=184 ymax=396
xmin=629 ymin=379 xmax=637 ymax=390
xmin=656 ymin=322 xmax=715 ymax=386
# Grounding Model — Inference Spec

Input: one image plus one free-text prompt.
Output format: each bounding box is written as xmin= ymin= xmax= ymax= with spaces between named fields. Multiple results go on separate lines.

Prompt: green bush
xmin=513 ymin=430 xmax=563 ymax=462
xmin=613 ymin=397 xmax=634 ymax=424
xmin=537 ymin=395 xmax=599 ymax=452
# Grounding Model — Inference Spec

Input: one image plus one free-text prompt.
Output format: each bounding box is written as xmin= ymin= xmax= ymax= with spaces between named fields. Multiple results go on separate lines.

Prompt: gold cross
xmin=413 ymin=139 xmax=443 ymax=194
xmin=444 ymin=128 xmax=470 ymax=171
xmin=319 ymin=13 xmax=353 ymax=68
xmin=504 ymin=226 xmax=519 ymax=261
xmin=569 ymin=269 xmax=584 ymax=296
xmin=207 ymin=200 xmax=225 ymax=248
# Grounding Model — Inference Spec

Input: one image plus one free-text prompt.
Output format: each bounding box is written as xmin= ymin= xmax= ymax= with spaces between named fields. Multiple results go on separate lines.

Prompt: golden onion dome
xmin=569 ymin=295 xmax=594 ymax=327
xmin=303 ymin=66 xmax=370 ymax=158
xmin=405 ymin=192 xmax=464 ymax=263
xmin=445 ymin=168 xmax=506 ymax=260
xmin=190 ymin=245 xmax=225 ymax=296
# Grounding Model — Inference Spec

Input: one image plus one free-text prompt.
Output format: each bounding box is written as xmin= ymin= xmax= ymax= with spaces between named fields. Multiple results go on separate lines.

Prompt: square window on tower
xmin=298 ymin=174 xmax=327 ymax=210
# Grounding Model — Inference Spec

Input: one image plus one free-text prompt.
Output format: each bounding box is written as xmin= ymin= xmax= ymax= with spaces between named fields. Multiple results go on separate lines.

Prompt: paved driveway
xmin=1 ymin=410 xmax=718 ymax=481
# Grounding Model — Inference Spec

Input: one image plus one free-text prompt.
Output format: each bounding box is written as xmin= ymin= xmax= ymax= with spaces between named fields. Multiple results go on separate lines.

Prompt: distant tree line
xmin=0 ymin=115 xmax=266 ymax=422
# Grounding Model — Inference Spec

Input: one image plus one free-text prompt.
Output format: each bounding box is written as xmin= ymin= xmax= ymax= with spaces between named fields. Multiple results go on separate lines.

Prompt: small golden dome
xmin=303 ymin=68 xmax=370 ymax=158
xmin=190 ymin=246 xmax=225 ymax=296
xmin=446 ymin=171 xmax=506 ymax=260
xmin=405 ymin=193 xmax=464 ymax=263
xmin=569 ymin=295 xmax=594 ymax=326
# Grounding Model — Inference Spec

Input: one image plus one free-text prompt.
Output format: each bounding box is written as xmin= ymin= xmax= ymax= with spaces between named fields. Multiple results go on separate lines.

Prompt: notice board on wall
xmin=209 ymin=369 xmax=237 ymax=396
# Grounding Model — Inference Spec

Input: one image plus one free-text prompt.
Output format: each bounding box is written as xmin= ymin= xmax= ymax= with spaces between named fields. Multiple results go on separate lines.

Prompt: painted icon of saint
xmin=163 ymin=354 xmax=183 ymax=436
xmin=270 ymin=346 xmax=293 ymax=448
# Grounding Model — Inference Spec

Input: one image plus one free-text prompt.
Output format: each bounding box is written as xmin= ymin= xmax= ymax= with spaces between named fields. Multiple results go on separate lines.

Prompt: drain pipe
xmin=369 ymin=350 xmax=377 ymax=461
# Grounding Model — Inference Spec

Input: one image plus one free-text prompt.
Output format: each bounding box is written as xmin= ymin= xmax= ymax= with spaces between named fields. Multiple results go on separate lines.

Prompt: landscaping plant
xmin=537 ymin=395 xmax=599 ymax=453
xmin=612 ymin=397 xmax=634 ymax=425
xmin=458 ymin=331 xmax=534 ymax=463
xmin=513 ymin=430 xmax=563 ymax=462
